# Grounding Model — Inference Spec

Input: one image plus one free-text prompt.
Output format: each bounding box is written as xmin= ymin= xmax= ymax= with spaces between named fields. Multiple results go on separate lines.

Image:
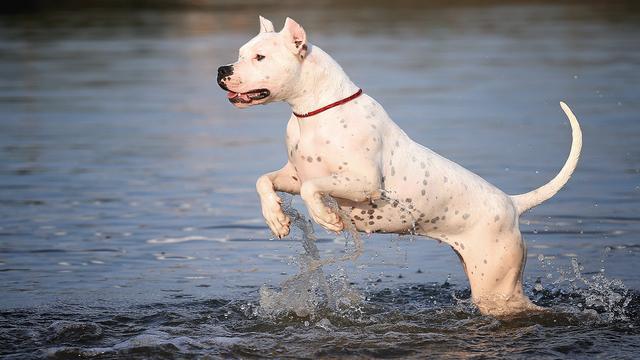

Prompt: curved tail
xmin=511 ymin=102 xmax=582 ymax=215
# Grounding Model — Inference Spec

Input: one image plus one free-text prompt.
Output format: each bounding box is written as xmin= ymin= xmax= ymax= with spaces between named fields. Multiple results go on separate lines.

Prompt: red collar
xmin=293 ymin=89 xmax=363 ymax=118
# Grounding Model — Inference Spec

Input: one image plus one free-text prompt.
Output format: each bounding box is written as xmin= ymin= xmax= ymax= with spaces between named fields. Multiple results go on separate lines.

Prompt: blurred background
xmin=2 ymin=1 xmax=640 ymax=358
xmin=0 ymin=0 xmax=640 ymax=306
xmin=1 ymin=0 xmax=639 ymax=311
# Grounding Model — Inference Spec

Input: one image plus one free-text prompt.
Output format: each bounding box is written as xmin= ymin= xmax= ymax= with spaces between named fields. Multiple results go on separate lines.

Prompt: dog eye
xmin=256 ymin=54 xmax=265 ymax=61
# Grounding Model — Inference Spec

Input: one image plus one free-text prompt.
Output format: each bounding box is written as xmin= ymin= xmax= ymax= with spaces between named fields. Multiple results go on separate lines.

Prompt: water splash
xmin=257 ymin=194 xmax=363 ymax=319
xmin=565 ymin=257 xmax=631 ymax=322
xmin=533 ymin=250 xmax=633 ymax=323
xmin=256 ymin=189 xmax=442 ymax=320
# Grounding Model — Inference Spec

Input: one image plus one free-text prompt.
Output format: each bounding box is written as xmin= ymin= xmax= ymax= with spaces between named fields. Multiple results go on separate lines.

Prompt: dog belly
xmin=335 ymin=139 xmax=514 ymax=238
xmin=337 ymin=192 xmax=473 ymax=237
xmin=337 ymin=200 xmax=416 ymax=234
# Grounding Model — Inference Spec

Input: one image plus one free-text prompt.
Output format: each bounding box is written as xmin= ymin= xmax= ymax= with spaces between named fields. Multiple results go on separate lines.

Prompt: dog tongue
xmin=227 ymin=91 xmax=251 ymax=102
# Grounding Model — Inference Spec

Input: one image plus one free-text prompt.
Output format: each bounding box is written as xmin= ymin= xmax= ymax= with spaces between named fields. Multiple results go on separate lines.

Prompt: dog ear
xmin=281 ymin=17 xmax=307 ymax=59
xmin=258 ymin=15 xmax=275 ymax=33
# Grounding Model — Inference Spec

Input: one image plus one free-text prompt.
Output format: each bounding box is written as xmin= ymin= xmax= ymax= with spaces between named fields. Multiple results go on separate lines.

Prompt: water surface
xmin=1 ymin=1 xmax=639 ymax=358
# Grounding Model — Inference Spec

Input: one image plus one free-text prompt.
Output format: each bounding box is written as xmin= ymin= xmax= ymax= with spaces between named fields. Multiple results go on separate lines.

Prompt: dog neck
xmin=285 ymin=44 xmax=359 ymax=118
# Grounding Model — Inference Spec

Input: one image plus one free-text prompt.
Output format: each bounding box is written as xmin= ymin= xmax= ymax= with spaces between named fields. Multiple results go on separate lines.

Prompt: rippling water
xmin=1 ymin=1 xmax=639 ymax=358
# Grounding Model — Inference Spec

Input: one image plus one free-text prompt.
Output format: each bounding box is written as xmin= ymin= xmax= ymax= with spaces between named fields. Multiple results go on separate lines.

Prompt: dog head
xmin=217 ymin=16 xmax=308 ymax=108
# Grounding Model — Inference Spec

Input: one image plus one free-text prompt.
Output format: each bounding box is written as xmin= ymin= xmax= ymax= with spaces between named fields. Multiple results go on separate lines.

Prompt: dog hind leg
xmin=449 ymin=228 xmax=540 ymax=316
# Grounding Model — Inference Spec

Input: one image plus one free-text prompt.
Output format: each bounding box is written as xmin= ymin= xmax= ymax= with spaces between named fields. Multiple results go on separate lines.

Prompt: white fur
xmin=219 ymin=17 xmax=583 ymax=316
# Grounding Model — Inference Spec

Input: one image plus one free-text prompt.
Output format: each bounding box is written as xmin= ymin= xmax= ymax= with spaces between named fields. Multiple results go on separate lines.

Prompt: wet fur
xmin=219 ymin=16 xmax=582 ymax=316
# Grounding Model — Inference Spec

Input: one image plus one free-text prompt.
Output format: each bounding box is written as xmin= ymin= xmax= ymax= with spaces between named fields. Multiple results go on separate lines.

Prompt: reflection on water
xmin=1 ymin=1 xmax=639 ymax=358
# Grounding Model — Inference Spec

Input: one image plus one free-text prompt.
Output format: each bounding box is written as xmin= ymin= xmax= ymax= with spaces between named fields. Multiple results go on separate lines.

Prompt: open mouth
xmin=227 ymin=89 xmax=271 ymax=104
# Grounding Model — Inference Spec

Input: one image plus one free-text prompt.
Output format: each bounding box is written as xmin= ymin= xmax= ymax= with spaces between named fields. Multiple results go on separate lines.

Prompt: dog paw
xmin=308 ymin=203 xmax=344 ymax=233
xmin=260 ymin=194 xmax=291 ymax=239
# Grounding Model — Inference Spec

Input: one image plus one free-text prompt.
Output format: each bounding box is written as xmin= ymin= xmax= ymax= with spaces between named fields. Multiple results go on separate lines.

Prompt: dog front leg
xmin=256 ymin=162 xmax=300 ymax=238
xmin=300 ymin=171 xmax=381 ymax=232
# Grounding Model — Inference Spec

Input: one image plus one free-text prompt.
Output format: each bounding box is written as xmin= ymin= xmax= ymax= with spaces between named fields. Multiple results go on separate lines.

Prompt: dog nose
xmin=217 ymin=65 xmax=233 ymax=91
xmin=217 ymin=65 xmax=233 ymax=80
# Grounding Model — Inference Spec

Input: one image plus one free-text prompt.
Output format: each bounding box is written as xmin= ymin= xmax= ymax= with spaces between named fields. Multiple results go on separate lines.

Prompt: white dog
xmin=217 ymin=16 xmax=582 ymax=316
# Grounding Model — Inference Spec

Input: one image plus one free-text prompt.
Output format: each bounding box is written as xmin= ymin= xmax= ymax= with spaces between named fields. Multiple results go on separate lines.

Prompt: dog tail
xmin=511 ymin=102 xmax=582 ymax=215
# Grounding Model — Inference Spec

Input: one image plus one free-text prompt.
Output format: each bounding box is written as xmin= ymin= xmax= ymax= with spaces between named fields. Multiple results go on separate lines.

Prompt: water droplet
xmin=534 ymin=281 xmax=543 ymax=292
